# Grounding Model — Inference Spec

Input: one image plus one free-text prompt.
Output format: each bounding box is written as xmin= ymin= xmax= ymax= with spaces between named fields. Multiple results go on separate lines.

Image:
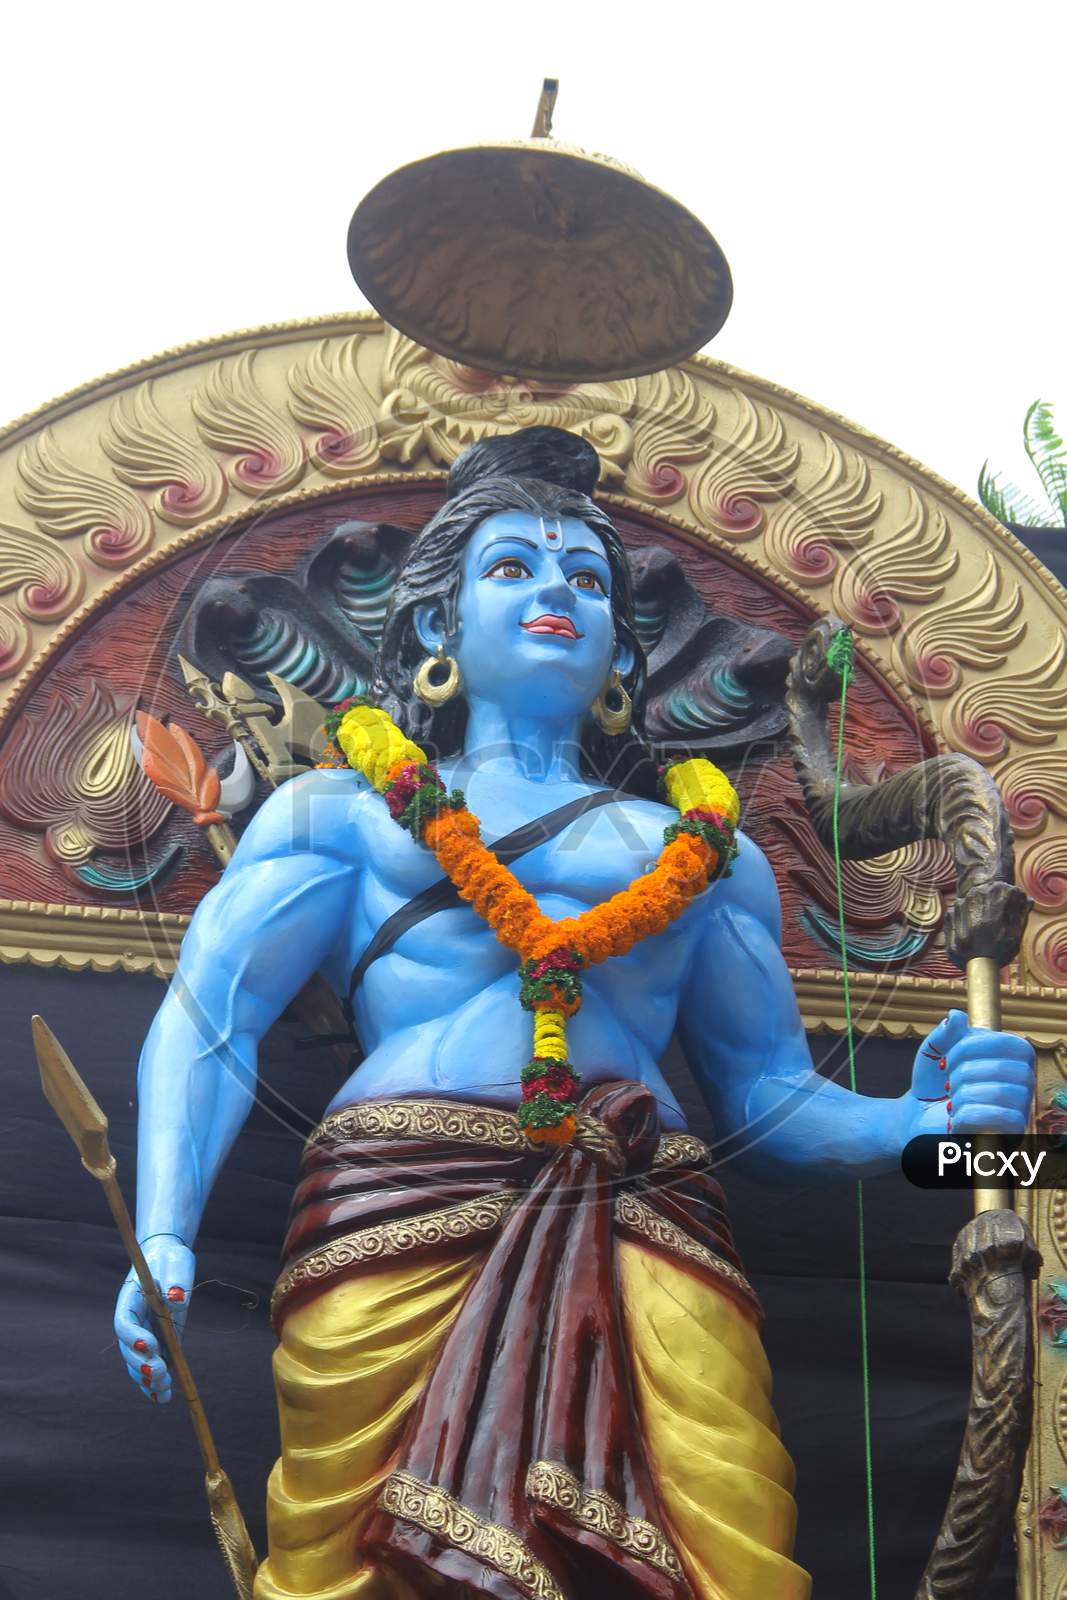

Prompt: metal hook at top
xmin=531 ymin=78 xmax=559 ymax=139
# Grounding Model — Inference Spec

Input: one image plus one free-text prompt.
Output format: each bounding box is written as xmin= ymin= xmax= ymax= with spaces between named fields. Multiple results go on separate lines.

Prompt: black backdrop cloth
xmin=0 ymin=963 xmax=1014 ymax=1600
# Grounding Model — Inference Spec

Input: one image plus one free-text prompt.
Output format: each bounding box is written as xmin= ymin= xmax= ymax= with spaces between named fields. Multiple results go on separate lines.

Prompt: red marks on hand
xmin=133 ymin=1339 xmax=148 ymax=1354
xmin=166 ymin=1286 xmax=185 ymax=1304
xmin=140 ymin=1364 xmax=152 ymax=1379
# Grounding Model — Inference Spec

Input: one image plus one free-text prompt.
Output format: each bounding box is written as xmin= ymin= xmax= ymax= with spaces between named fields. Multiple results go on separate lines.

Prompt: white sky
xmin=3 ymin=0 xmax=1063 ymax=505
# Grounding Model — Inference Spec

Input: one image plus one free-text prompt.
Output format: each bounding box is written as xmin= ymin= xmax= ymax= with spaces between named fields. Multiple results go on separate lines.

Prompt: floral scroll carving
xmin=103 ymin=384 xmax=227 ymax=526
xmin=192 ymin=351 xmax=306 ymax=494
xmin=0 ymin=681 xmax=174 ymax=890
xmin=947 ymin=636 xmax=1067 ymax=763
xmin=764 ymin=433 xmax=881 ymax=583
xmin=16 ymin=430 xmax=154 ymax=568
xmin=0 ymin=520 xmax=83 ymax=622
xmin=287 ymin=335 xmax=382 ymax=478
xmin=0 ymin=509 xmax=85 ymax=742
xmin=1018 ymin=837 xmax=1067 ymax=912
xmin=1029 ymin=920 xmax=1067 ymax=988
xmin=623 ymin=366 xmax=713 ymax=504
xmin=0 ymin=608 xmax=31 ymax=680
xmin=995 ymin=751 xmax=1067 ymax=838
xmin=831 ymin=490 xmax=958 ymax=636
xmin=892 ymin=550 xmax=1026 ymax=695
xmin=687 ymin=391 xmax=800 ymax=539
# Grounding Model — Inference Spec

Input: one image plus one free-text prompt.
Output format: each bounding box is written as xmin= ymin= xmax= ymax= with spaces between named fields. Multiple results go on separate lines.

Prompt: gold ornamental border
xmin=2 ymin=308 xmax=1063 ymax=617
xmin=0 ymin=313 xmax=374 ymax=448
xmin=2 ymin=308 xmax=1062 ymax=633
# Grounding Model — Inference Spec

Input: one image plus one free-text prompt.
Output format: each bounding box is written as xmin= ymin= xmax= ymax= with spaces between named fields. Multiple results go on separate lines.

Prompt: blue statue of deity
xmin=114 ymin=427 xmax=1034 ymax=1600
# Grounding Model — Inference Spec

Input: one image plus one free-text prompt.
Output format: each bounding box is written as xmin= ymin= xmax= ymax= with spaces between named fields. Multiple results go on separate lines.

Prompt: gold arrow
xmin=31 ymin=1015 xmax=257 ymax=1599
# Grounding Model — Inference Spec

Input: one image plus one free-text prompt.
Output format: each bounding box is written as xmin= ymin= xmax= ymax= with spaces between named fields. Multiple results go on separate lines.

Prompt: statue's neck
xmin=456 ymin=699 xmax=585 ymax=785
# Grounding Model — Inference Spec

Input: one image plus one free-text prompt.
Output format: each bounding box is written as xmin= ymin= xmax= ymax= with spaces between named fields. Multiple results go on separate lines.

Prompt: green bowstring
xmin=826 ymin=626 xmax=877 ymax=1599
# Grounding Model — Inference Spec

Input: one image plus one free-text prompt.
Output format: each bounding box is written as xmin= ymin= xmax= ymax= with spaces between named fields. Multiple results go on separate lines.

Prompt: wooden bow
xmin=785 ymin=618 xmax=1039 ymax=1599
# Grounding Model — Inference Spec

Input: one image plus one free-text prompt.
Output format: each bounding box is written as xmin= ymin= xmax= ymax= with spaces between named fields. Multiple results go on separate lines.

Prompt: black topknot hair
xmin=446 ymin=425 xmax=600 ymax=500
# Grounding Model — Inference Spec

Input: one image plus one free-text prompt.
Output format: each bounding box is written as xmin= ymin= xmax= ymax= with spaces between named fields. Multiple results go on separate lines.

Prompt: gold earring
xmin=592 ymin=668 xmax=631 ymax=735
xmin=414 ymin=643 xmax=462 ymax=706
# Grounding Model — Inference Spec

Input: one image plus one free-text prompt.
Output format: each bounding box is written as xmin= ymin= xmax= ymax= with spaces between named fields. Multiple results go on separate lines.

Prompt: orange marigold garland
xmin=334 ymin=703 xmax=740 ymax=1146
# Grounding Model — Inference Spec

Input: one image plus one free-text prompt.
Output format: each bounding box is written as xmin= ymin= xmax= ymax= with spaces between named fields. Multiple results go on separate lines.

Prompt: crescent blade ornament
xmin=216 ymin=740 xmax=254 ymax=817
xmin=129 ymin=726 xmax=252 ymax=821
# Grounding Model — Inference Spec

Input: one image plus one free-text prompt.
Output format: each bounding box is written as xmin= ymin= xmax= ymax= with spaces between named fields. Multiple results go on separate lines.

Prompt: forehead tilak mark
xmin=538 ymin=515 xmax=565 ymax=551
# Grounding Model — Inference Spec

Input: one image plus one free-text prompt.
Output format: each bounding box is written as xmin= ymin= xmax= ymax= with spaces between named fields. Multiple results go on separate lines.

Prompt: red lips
xmin=521 ymin=614 xmax=580 ymax=638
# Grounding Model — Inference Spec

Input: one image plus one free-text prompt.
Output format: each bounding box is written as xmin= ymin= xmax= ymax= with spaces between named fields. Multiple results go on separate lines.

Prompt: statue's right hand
xmin=113 ymin=1234 xmax=195 ymax=1405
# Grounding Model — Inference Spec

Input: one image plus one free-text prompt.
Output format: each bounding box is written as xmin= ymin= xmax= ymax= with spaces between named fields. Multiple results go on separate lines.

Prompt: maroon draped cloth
xmin=273 ymin=1081 xmax=760 ymax=1600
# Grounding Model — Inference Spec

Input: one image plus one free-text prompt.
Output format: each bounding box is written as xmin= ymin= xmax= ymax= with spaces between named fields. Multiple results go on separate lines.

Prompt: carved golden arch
xmin=2 ymin=313 xmax=1065 ymax=1595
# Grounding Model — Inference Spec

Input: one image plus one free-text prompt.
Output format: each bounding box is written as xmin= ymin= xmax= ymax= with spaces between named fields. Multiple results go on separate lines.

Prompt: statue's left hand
xmin=113 ymin=1234 xmax=195 ymax=1404
xmin=904 ymin=1009 xmax=1035 ymax=1142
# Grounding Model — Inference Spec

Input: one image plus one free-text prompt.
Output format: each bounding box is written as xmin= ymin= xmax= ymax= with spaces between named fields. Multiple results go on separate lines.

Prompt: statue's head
xmin=373 ymin=426 xmax=654 ymax=790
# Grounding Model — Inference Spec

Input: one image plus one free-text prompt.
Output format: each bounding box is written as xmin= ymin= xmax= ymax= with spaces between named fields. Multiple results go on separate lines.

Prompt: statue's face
xmin=450 ymin=509 xmax=620 ymax=718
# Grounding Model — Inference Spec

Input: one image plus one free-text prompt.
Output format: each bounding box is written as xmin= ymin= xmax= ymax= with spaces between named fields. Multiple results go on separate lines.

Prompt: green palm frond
xmin=978 ymin=460 xmax=1057 ymax=528
xmin=1024 ymin=400 xmax=1067 ymax=524
xmin=979 ymin=400 xmax=1067 ymax=529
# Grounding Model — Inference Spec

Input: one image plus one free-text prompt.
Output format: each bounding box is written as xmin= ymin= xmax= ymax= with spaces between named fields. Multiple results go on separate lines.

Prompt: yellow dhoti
xmin=254 ymin=1089 xmax=811 ymax=1600
xmin=255 ymin=1248 xmax=808 ymax=1599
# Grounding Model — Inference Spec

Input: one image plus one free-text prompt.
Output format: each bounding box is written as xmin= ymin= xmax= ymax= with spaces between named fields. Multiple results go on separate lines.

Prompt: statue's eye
xmin=485 ymin=558 xmax=531 ymax=580
xmin=569 ymin=570 xmax=606 ymax=593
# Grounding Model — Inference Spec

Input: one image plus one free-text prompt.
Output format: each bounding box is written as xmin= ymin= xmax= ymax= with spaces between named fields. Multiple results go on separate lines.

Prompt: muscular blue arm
xmin=677 ymin=832 xmax=910 ymax=1180
xmin=115 ymin=769 xmax=363 ymax=1402
xmin=677 ymin=833 xmax=1034 ymax=1179
xmin=134 ymin=770 xmax=361 ymax=1244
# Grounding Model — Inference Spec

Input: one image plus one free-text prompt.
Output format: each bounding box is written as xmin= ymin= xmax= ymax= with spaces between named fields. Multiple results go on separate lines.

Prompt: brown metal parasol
xmin=346 ymin=80 xmax=733 ymax=383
